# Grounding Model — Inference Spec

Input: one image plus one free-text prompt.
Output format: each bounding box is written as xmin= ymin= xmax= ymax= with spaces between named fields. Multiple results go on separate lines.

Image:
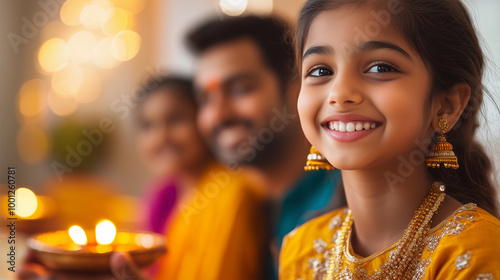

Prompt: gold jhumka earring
xmin=426 ymin=118 xmax=459 ymax=169
xmin=304 ymin=146 xmax=334 ymax=171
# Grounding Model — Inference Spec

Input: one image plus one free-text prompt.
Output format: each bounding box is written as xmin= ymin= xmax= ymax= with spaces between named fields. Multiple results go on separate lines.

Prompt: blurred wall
xmin=0 ymin=0 xmax=161 ymax=196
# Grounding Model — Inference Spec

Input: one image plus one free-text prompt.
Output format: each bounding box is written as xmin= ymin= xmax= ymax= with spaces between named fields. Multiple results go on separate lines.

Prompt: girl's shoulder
xmin=422 ymin=203 xmax=500 ymax=279
xmin=279 ymin=207 xmax=348 ymax=279
xmin=427 ymin=203 xmax=500 ymax=242
xmin=429 ymin=203 xmax=500 ymax=233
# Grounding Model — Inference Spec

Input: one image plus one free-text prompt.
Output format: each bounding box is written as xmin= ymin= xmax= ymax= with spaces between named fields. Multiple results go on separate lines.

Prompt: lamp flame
xmin=69 ymin=225 xmax=87 ymax=245
xmin=95 ymin=219 xmax=116 ymax=245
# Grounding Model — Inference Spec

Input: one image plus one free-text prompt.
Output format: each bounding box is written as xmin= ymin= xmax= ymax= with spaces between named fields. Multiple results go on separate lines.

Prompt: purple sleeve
xmin=144 ymin=179 xmax=177 ymax=234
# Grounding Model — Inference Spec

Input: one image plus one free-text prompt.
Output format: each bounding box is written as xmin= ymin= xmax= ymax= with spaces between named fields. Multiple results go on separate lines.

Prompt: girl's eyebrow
xmin=360 ymin=41 xmax=412 ymax=61
xmin=302 ymin=45 xmax=334 ymax=61
xmin=302 ymin=41 xmax=412 ymax=62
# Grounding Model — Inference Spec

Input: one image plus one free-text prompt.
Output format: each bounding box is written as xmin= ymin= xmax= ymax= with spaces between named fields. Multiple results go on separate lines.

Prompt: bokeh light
xmin=112 ymin=0 xmax=144 ymax=15
xmin=116 ymin=232 xmax=131 ymax=244
xmin=38 ymin=38 xmax=69 ymax=73
xmin=219 ymin=0 xmax=248 ymax=16
xmin=74 ymin=68 xmax=102 ymax=103
xmin=48 ymin=89 xmax=79 ymax=116
xmin=111 ymin=30 xmax=141 ymax=61
xmin=51 ymin=63 xmax=84 ymax=97
xmin=135 ymin=233 xmax=154 ymax=248
xmin=80 ymin=0 xmax=113 ymax=29
xmin=101 ymin=7 xmax=131 ymax=36
xmin=60 ymin=0 xmax=88 ymax=26
xmin=93 ymin=37 xmax=120 ymax=68
xmin=18 ymin=79 xmax=46 ymax=118
xmin=67 ymin=31 xmax=97 ymax=63
xmin=14 ymin=188 xmax=38 ymax=218
xmin=17 ymin=124 xmax=50 ymax=165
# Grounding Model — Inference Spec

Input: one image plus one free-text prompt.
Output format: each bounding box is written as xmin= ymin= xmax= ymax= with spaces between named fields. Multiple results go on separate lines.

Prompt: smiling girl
xmin=279 ymin=0 xmax=500 ymax=279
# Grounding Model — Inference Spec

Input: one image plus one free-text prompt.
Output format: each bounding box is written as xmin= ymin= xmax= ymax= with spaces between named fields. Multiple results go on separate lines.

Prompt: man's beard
xmin=210 ymin=118 xmax=299 ymax=169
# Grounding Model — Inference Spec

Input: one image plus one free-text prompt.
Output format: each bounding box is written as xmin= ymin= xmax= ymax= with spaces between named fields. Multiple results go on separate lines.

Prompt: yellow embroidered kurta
xmin=280 ymin=203 xmax=500 ymax=280
xmin=156 ymin=164 xmax=269 ymax=280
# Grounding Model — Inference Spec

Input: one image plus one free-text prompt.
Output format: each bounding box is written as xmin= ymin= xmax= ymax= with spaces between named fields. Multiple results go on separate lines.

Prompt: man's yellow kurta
xmin=156 ymin=164 xmax=269 ymax=280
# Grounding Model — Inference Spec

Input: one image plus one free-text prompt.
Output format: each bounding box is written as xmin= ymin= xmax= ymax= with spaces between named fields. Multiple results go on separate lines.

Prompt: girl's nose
xmin=327 ymin=72 xmax=363 ymax=107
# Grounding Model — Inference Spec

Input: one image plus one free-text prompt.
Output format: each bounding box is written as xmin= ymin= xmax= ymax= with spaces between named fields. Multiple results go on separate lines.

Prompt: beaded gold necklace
xmin=325 ymin=182 xmax=446 ymax=280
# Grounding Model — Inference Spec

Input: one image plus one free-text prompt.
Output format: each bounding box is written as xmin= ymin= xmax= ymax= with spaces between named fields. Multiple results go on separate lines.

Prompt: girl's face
xmin=298 ymin=6 xmax=435 ymax=170
xmin=138 ymin=89 xmax=208 ymax=176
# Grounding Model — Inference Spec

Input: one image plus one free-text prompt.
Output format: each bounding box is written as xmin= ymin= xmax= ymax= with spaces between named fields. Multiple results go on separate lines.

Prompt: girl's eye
xmin=307 ymin=67 xmax=333 ymax=77
xmin=367 ymin=64 xmax=398 ymax=73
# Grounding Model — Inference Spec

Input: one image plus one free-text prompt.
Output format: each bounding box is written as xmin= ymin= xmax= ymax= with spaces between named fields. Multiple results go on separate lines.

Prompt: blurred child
xmin=137 ymin=76 xmax=211 ymax=233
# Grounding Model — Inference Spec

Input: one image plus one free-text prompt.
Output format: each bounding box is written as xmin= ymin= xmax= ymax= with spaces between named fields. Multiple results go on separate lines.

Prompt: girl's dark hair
xmin=295 ymin=0 xmax=499 ymax=216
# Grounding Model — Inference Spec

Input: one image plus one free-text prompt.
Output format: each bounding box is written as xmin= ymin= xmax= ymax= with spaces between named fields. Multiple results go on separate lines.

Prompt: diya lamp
xmin=28 ymin=219 xmax=166 ymax=272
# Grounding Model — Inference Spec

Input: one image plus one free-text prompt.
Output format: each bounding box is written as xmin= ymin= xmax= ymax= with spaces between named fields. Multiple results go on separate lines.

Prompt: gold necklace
xmin=325 ymin=182 xmax=446 ymax=280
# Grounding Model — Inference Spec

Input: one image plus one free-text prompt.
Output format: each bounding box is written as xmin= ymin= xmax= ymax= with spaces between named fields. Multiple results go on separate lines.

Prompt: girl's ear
xmin=431 ymin=83 xmax=471 ymax=132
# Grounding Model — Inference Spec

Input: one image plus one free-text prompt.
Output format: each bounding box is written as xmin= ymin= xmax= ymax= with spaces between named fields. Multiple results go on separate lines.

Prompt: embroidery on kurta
xmin=412 ymin=258 xmax=431 ymax=280
xmin=475 ymin=273 xmax=494 ymax=280
xmin=456 ymin=251 xmax=472 ymax=271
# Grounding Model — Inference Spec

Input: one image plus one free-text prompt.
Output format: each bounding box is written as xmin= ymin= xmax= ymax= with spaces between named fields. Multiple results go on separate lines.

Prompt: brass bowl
xmin=28 ymin=230 xmax=166 ymax=272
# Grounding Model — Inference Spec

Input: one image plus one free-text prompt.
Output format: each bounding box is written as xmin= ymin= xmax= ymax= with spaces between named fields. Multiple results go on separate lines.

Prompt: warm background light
xmin=48 ymin=89 xmax=79 ymax=116
xmin=114 ymin=0 xmax=144 ymax=15
xmin=219 ymin=0 xmax=248 ymax=16
xmin=93 ymin=37 xmax=119 ymax=68
xmin=51 ymin=63 xmax=84 ymax=97
xmin=111 ymin=30 xmax=141 ymax=61
xmin=60 ymin=0 xmax=88 ymax=26
xmin=14 ymin=188 xmax=38 ymax=218
xmin=17 ymin=124 xmax=50 ymax=165
xmin=67 ymin=31 xmax=98 ymax=63
xmin=18 ymin=79 xmax=46 ymax=118
xmin=101 ymin=7 xmax=132 ymax=36
xmin=69 ymin=225 xmax=88 ymax=246
xmin=38 ymin=38 xmax=69 ymax=73
xmin=74 ymin=68 xmax=102 ymax=103
xmin=80 ymin=0 xmax=113 ymax=29
xmin=95 ymin=220 xmax=117 ymax=245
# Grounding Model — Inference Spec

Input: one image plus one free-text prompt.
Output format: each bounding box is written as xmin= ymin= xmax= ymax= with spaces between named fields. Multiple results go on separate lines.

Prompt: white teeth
xmin=363 ymin=122 xmax=371 ymax=130
xmin=338 ymin=122 xmax=346 ymax=132
xmin=327 ymin=121 xmax=379 ymax=132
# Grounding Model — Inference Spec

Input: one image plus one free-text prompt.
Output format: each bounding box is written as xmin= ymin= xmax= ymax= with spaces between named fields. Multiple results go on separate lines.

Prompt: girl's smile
xmin=321 ymin=114 xmax=382 ymax=142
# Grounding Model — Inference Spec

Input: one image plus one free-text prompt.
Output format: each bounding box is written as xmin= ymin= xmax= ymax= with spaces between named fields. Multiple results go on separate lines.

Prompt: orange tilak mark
xmin=206 ymin=78 xmax=222 ymax=93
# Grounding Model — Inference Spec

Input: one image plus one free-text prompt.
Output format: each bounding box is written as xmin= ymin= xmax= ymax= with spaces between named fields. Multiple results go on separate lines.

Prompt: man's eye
xmin=229 ymin=83 xmax=254 ymax=96
xmin=196 ymin=94 xmax=209 ymax=107
xmin=307 ymin=68 xmax=333 ymax=77
xmin=140 ymin=121 xmax=152 ymax=131
xmin=367 ymin=64 xmax=397 ymax=73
